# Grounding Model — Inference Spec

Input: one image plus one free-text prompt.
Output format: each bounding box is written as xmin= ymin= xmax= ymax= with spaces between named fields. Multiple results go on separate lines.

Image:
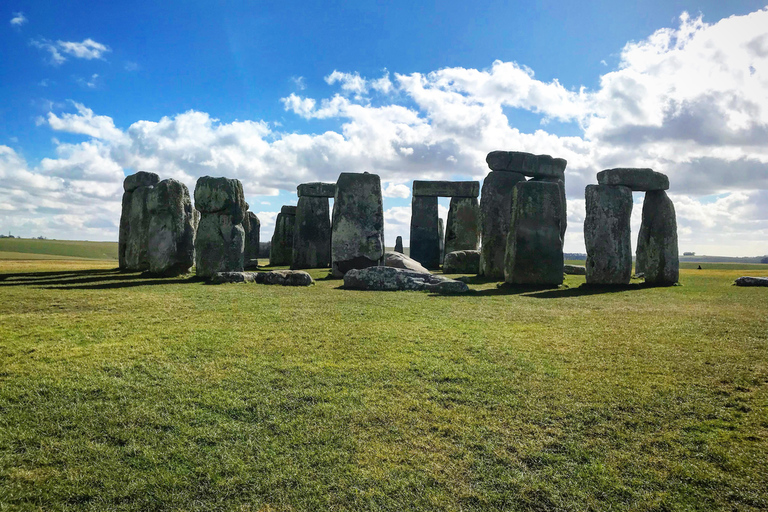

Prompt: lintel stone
xmin=412 ymin=180 xmax=479 ymax=198
xmin=297 ymin=182 xmax=337 ymax=198
xmin=597 ymin=168 xmax=669 ymax=191
xmin=486 ymin=151 xmax=566 ymax=179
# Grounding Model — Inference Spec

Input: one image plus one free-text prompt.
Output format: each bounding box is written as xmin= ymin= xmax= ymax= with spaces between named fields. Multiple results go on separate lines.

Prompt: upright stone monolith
xmin=194 ymin=176 xmax=247 ymax=277
xmin=120 ymin=171 xmax=160 ymax=271
xmin=394 ymin=236 xmax=404 ymax=254
xmin=331 ymin=172 xmax=385 ymax=277
xmin=409 ymin=196 xmax=440 ymax=269
xmin=584 ymin=184 xmax=633 ymax=285
xmin=244 ymin=212 xmax=261 ymax=268
xmin=146 ymin=178 xmax=195 ymax=276
xmin=292 ymin=195 xmax=331 ymax=269
xmin=504 ymin=181 xmax=564 ymax=285
xmin=444 ymin=197 xmax=480 ymax=256
xmin=479 ymin=170 xmax=525 ymax=279
xmin=438 ymin=218 xmax=445 ymax=265
xmin=637 ymin=190 xmax=679 ymax=285
xmin=532 ymin=175 xmax=567 ymax=242
xmin=270 ymin=206 xmax=296 ymax=266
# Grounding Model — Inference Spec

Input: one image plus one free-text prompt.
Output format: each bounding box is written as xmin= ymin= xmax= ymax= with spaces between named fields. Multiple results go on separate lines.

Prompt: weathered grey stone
xmin=486 ymin=151 xmax=567 ymax=179
xmin=384 ymin=251 xmax=429 ymax=274
xmin=479 ymin=170 xmax=526 ymax=279
xmin=735 ymin=276 xmax=768 ymax=287
xmin=255 ymin=270 xmax=314 ymax=286
xmin=270 ymin=207 xmax=296 ymax=266
xmin=123 ymin=171 xmax=159 ymax=193
xmin=331 ymin=172 xmax=385 ymax=277
xmin=438 ymin=218 xmax=445 ymax=265
xmin=409 ymin=195 xmax=440 ymax=269
xmin=412 ymin=180 xmax=480 ymax=198
xmin=597 ymin=168 xmax=669 ymax=191
xmin=244 ymin=212 xmax=261 ymax=268
xmin=118 ymin=191 xmax=132 ymax=269
xmin=636 ymin=190 xmax=679 ymax=285
xmin=292 ymin=196 xmax=331 ymax=269
xmin=123 ymin=185 xmax=154 ymax=271
xmin=584 ymin=185 xmax=633 ymax=285
xmin=259 ymin=241 xmax=271 ymax=259
xmin=297 ymin=182 xmax=336 ymax=198
xmin=564 ymin=264 xmax=586 ymax=275
xmin=394 ymin=236 xmax=404 ymax=254
xmin=146 ymin=179 xmax=195 ymax=276
xmin=210 ymin=271 xmax=257 ymax=284
xmin=195 ymin=213 xmax=245 ymax=277
xmin=532 ymin=176 xmax=567 ymax=242
xmin=343 ymin=266 xmax=468 ymax=293
xmin=443 ymin=250 xmax=480 ymax=274
xmin=194 ymin=176 xmax=247 ymax=222
xmin=444 ymin=196 xmax=480 ymax=255
xmin=505 ymin=181 xmax=564 ymax=285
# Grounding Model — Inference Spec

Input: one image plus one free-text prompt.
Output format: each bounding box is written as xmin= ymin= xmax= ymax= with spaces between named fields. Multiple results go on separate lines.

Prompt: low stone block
xmin=564 ymin=264 xmax=586 ymax=275
xmin=412 ymin=180 xmax=479 ymax=198
xmin=255 ymin=270 xmax=314 ymax=286
xmin=597 ymin=168 xmax=669 ymax=191
xmin=343 ymin=266 xmax=468 ymax=293
xmin=210 ymin=271 xmax=257 ymax=284
xmin=486 ymin=151 xmax=566 ymax=179
xmin=443 ymin=250 xmax=480 ymax=274
xmin=735 ymin=276 xmax=768 ymax=287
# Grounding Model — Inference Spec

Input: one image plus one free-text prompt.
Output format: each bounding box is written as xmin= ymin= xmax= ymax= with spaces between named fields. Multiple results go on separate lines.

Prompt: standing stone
xmin=505 ymin=181 xmax=564 ymax=285
xmin=584 ymin=185 xmax=633 ymax=285
xmin=394 ymin=236 xmax=404 ymax=254
xmin=532 ymin=175 xmax=567 ymax=243
xmin=194 ymin=176 xmax=247 ymax=277
xmin=245 ymin=212 xmax=261 ymax=268
xmin=479 ymin=170 xmax=526 ymax=279
xmin=331 ymin=172 xmax=385 ymax=277
xmin=146 ymin=178 xmax=195 ymax=276
xmin=292 ymin=196 xmax=331 ymax=269
xmin=444 ymin=197 xmax=480 ymax=256
xmin=637 ymin=190 xmax=679 ymax=285
xmin=409 ymin=196 xmax=440 ymax=269
xmin=120 ymin=171 xmax=160 ymax=271
xmin=438 ymin=218 xmax=445 ymax=265
xmin=270 ymin=206 xmax=296 ymax=266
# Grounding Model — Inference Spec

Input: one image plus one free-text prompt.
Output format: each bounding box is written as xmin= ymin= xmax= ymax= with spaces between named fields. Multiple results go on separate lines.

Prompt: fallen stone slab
xmin=210 ymin=271 xmax=256 ymax=284
xmin=297 ymin=182 xmax=336 ymax=198
xmin=486 ymin=151 xmax=566 ymax=179
xmin=734 ymin=276 xmax=768 ymax=287
xmin=564 ymin=264 xmax=586 ymax=275
xmin=384 ymin=251 xmax=429 ymax=274
xmin=412 ymin=180 xmax=479 ymax=198
xmin=443 ymin=250 xmax=480 ymax=274
xmin=597 ymin=168 xmax=669 ymax=191
xmin=344 ymin=266 xmax=469 ymax=293
xmin=256 ymin=270 xmax=314 ymax=286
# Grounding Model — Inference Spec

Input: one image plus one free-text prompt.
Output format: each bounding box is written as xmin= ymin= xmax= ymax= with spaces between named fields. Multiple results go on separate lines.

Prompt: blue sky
xmin=1 ymin=1 xmax=767 ymax=255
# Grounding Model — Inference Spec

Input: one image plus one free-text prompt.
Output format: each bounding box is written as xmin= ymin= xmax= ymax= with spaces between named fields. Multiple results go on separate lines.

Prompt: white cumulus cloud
xmin=10 ymin=12 xmax=27 ymax=27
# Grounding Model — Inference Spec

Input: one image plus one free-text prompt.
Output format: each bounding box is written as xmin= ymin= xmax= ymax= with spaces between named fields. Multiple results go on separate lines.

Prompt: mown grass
xmin=0 ymin=239 xmax=118 ymax=260
xmin=0 ymin=260 xmax=766 ymax=511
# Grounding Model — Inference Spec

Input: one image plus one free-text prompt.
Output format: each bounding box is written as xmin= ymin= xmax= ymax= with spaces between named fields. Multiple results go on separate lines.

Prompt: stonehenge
xmin=394 ymin=236 xmax=404 ymax=254
xmin=443 ymin=250 xmax=481 ymax=275
xmin=244 ymin=211 xmax=261 ymax=268
xmin=584 ymin=168 xmax=678 ymax=285
xmin=409 ymin=180 xmax=479 ymax=269
xmin=438 ymin=218 xmax=445 ymax=265
xmin=479 ymin=170 xmax=525 ymax=279
xmin=119 ymin=171 xmax=159 ymax=270
xmin=146 ymin=178 xmax=196 ymax=276
xmin=343 ymin=266 xmax=469 ymax=294
xmin=194 ymin=176 xmax=247 ymax=277
xmin=292 ymin=182 xmax=334 ymax=269
xmin=270 ymin=206 xmax=296 ymax=266
xmin=331 ymin=172 xmax=385 ymax=277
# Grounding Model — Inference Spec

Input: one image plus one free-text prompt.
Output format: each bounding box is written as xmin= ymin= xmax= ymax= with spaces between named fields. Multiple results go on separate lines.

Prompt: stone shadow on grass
xmin=0 ymin=267 xmax=122 ymax=282
xmin=40 ymin=277 xmax=195 ymax=290
xmin=525 ymin=283 xmax=650 ymax=298
xmin=1 ymin=268 xmax=198 ymax=289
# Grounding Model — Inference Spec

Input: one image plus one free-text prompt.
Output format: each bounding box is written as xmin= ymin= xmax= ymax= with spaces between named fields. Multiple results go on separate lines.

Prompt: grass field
xmin=0 ymin=239 xmax=118 ymax=260
xmin=0 ymin=258 xmax=767 ymax=511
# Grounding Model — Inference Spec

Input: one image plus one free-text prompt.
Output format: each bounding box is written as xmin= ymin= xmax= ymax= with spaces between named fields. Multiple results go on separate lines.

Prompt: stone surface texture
xmin=269 ymin=207 xmax=296 ymax=266
xmin=331 ymin=173 xmax=385 ymax=277
xmin=636 ymin=190 xmax=679 ymax=285
xmin=146 ymin=178 xmax=195 ymax=276
xmin=479 ymin=170 xmax=526 ymax=279
xmin=584 ymin=185 xmax=633 ymax=285
xmin=244 ymin=212 xmax=261 ymax=267
xmin=486 ymin=151 xmax=567 ymax=179
xmin=210 ymin=271 xmax=257 ymax=284
xmin=194 ymin=177 xmax=246 ymax=277
xmin=438 ymin=218 xmax=445 ymax=265
xmin=123 ymin=171 xmax=159 ymax=193
xmin=256 ymin=270 xmax=314 ymax=286
xmin=384 ymin=251 xmax=430 ymax=274
xmin=505 ymin=181 xmax=564 ymax=285
xmin=292 ymin=196 xmax=331 ymax=269
xmin=394 ymin=236 xmax=404 ymax=254
xmin=564 ymin=264 xmax=587 ymax=275
xmin=443 ymin=250 xmax=480 ymax=274
xmin=597 ymin=168 xmax=669 ymax=191
xmin=532 ymin=175 xmax=567 ymax=242
xmin=444 ymin=196 xmax=480 ymax=255
xmin=409 ymin=195 xmax=440 ymax=269
xmin=297 ymin=182 xmax=336 ymax=198
xmin=412 ymin=180 xmax=479 ymax=198
xmin=735 ymin=276 xmax=768 ymax=287
xmin=119 ymin=172 xmax=160 ymax=270
xmin=343 ymin=266 xmax=469 ymax=293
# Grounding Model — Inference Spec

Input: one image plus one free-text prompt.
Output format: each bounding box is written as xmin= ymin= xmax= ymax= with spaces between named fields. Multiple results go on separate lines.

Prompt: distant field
xmin=0 ymin=258 xmax=766 ymax=511
xmin=0 ymin=238 xmax=118 ymax=260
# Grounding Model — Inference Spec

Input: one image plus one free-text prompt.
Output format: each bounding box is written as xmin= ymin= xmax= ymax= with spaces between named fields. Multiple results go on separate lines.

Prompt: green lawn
xmin=0 ymin=239 xmax=118 ymax=260
xmin=0 ymin=260 xmax=766 ymax=511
